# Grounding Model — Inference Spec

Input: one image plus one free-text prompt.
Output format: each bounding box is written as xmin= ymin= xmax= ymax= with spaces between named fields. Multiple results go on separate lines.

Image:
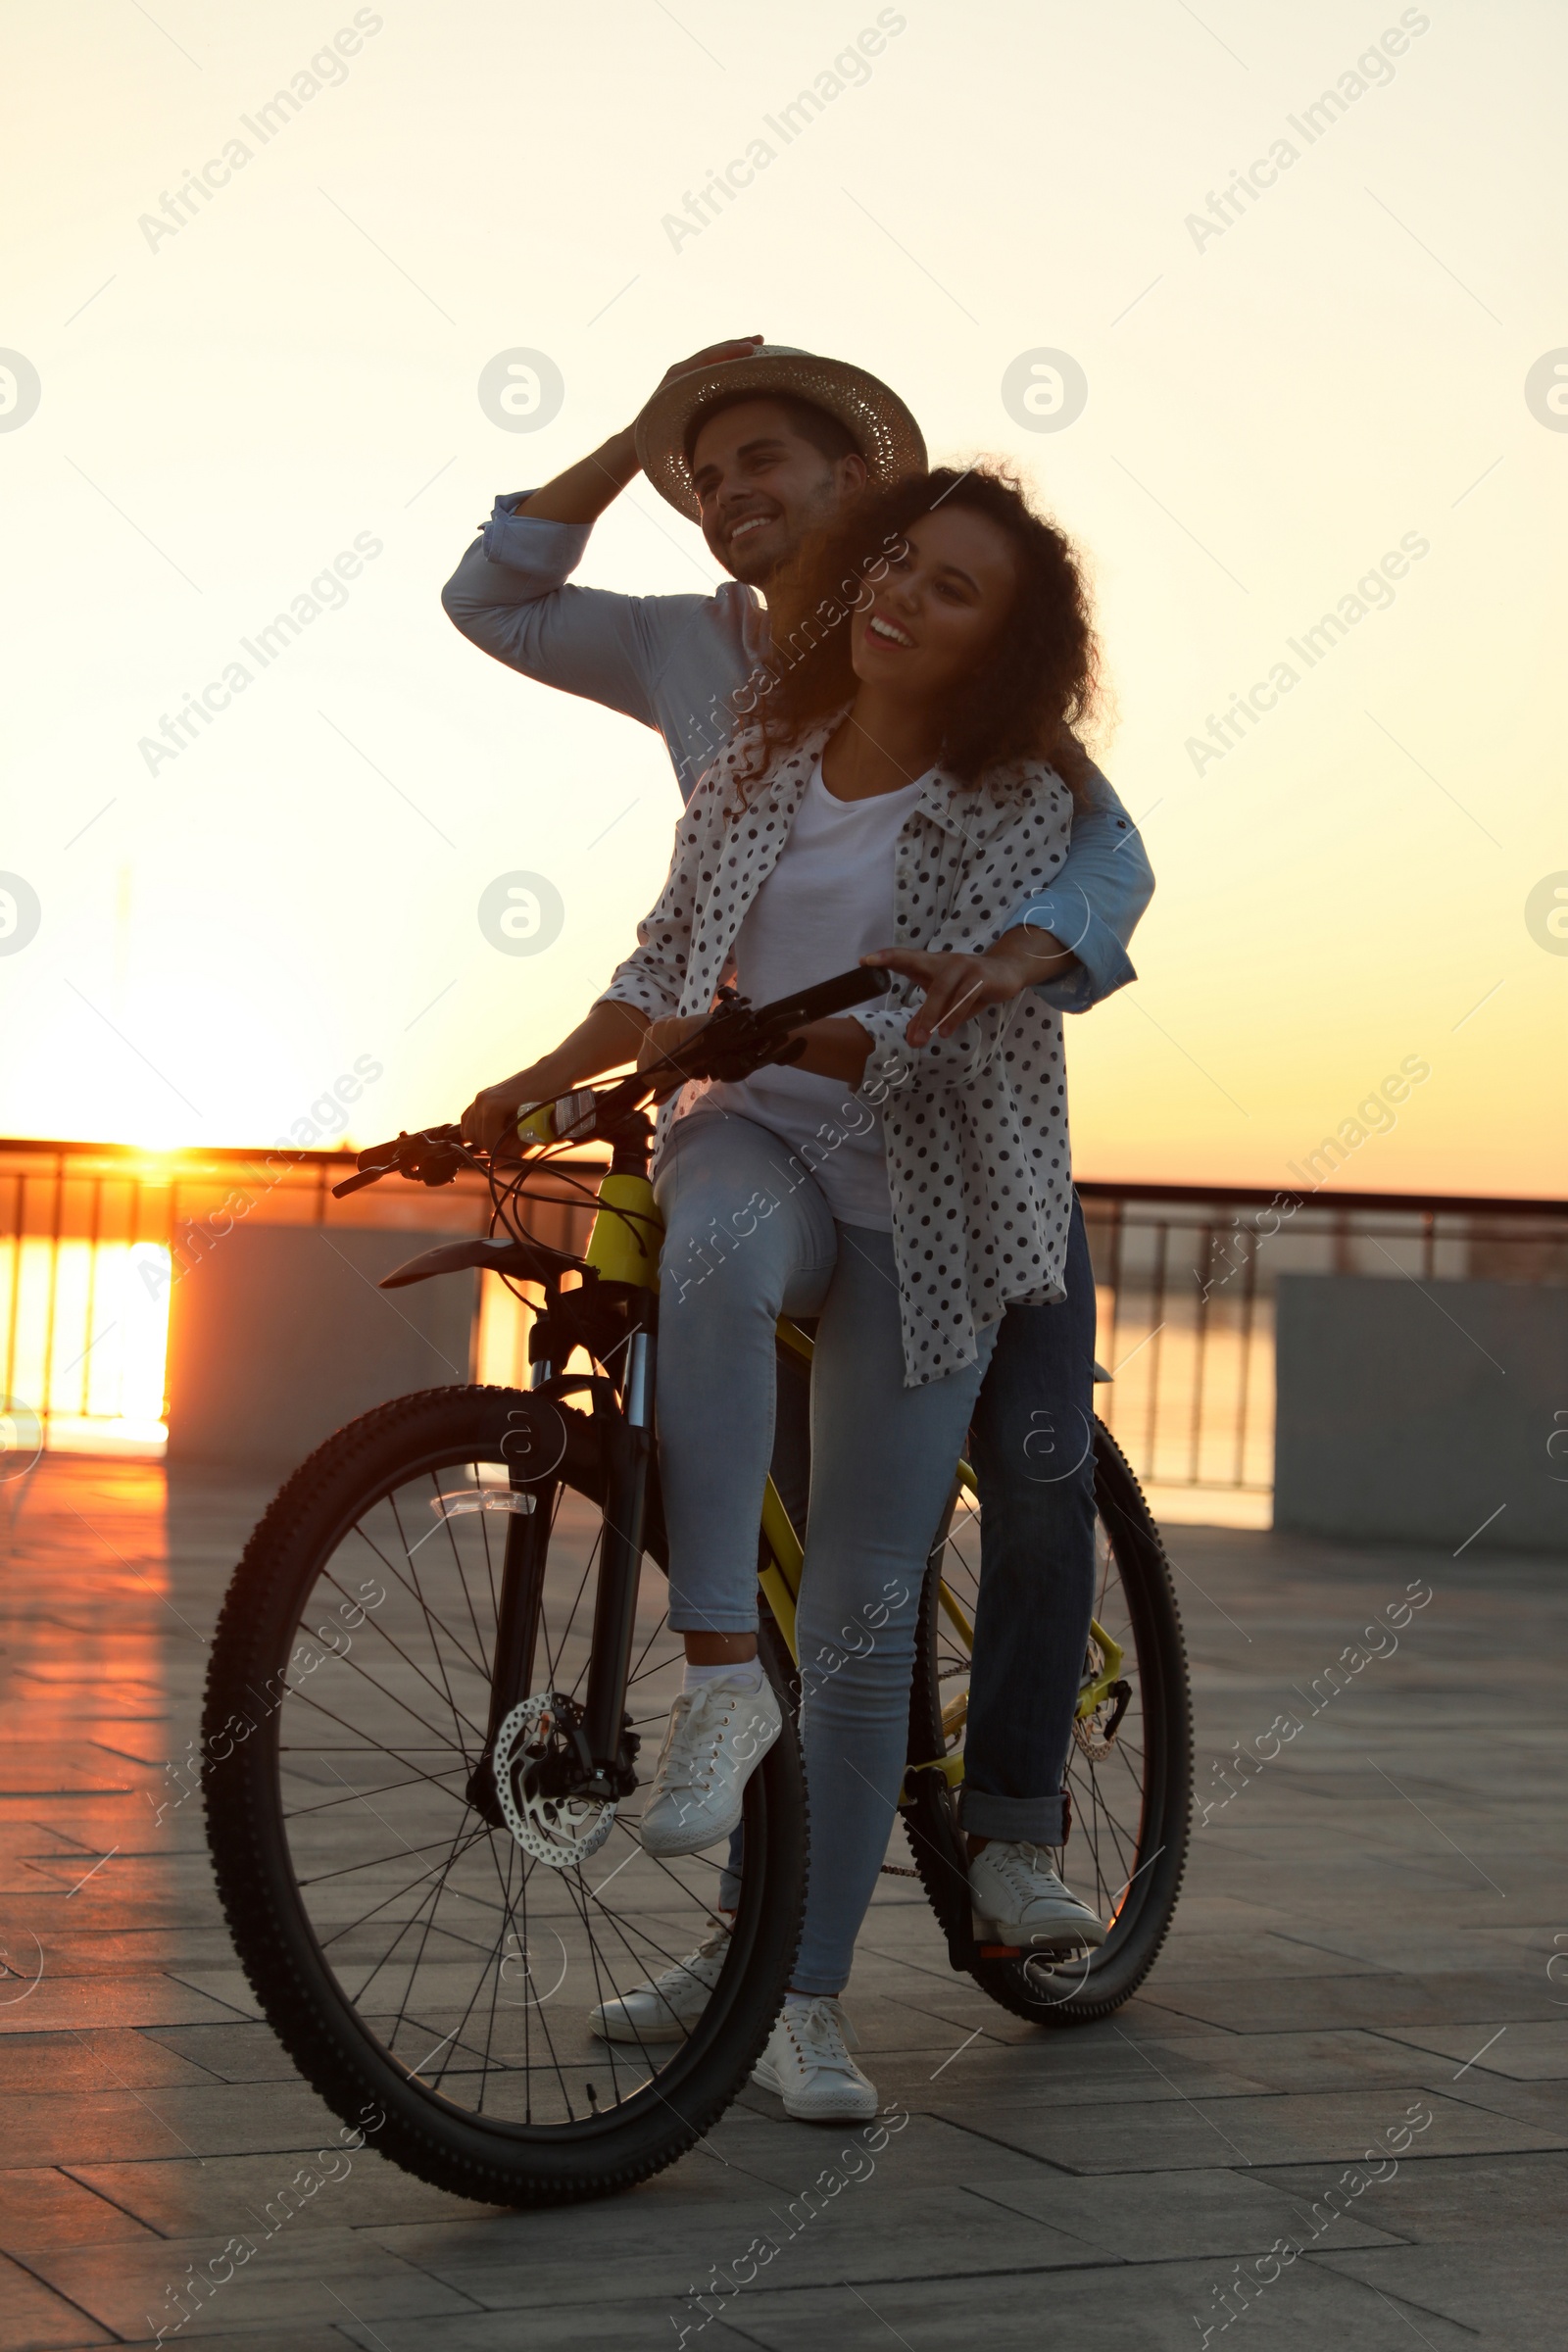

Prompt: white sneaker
xmin=638 ymin=1674 xmax=782 ymax=1858
xmin=752 ymin=1997 xmax=878 ymax=2122
xmin=968 ymin=1841 xmax=1108 ymax=1951
xmin=588 ymin=1922 xmax=730 ymax=2044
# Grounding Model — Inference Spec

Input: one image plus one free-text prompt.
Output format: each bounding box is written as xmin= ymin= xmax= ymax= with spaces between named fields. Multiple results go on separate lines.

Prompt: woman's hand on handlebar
xmin=861 ymin=925 xmax=1077 ymax=1048
xmin=638 ymin=1015 xmax=710 ymax=1102
xmin=462 ymin=1069 xmax=553 ymax=1151
xmin=463 ymin=1003 xmax=654 ymax=1148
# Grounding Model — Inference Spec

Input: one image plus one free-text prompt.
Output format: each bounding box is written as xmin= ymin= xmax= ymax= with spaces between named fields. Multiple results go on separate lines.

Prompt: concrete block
xmin=166 ymin=1223 xmax=476 ymax=1472
xmin=1274 ymin=1274 xmax=1568 ymax=1554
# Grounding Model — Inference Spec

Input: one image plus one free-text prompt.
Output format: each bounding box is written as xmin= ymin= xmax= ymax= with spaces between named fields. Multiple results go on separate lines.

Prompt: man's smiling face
xmin=689 ymin=398 xmax=867 ymax=587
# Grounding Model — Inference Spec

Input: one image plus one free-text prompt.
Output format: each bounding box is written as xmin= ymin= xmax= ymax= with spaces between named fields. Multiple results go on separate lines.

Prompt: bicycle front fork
xmin=470 ymin=1300 xmax=657 ymax=1823
xmin=580 ymin=1317 xmax=656 ymax=1787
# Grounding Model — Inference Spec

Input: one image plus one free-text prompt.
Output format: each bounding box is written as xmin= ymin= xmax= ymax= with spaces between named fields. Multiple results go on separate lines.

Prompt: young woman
xmin=466 ymin=466 xmax=1101 ymax=2121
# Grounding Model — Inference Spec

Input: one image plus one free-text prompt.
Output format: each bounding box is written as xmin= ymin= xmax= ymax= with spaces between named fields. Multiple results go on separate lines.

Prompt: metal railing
xmin=1078 ymin=1182 xmax=1567 ymax=1498
xmin=2 ymin=1138 xmax=1563 ymax=1497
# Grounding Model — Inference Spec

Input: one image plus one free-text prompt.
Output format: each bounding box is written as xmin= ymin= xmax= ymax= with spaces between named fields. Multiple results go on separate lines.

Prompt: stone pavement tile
xmin=374 ymin=2180 xmax=1096 ymax=2309
xmin=1139 ymin=1889 xmax=1285 ymax=1929
xmin=0 ymin=2250 xmax=115 ymax=2349
xmin=0 ymin=2168 xmax=156 ymax=2253
xmin=0 ymin=2029 xmax=216 ymax=2094
xmin=0 ymin=2077 xmax=342 ymax=2168
xmin=338 ymin=2250 xmax=1479 ymax=2352
xmin=161 ymin=1970 xmax=265 ymax=2022
xmin=1073 ymin=1929 xmax=1391 ymax=1984
xmin=324 ymin=2307 xmax=759 ymax=2352
xmin=1143 ymin=1967 xmax=1567 ymax=2034
xmin=866 ymin=2032 xmax=1274 ymax=2112
xmin=120 ymin=2334 xmax=350 ymax=2352
xmin=1373 ymin=2020 xmax=1568 ymax=2079
xmin=1238 ymin=1923 xmax=1522 ymax=1976
xmin=140 ymin=2021 xmax=314 ymax=2084
xmin=26 ymin=2225 xmax=478 ymax=2340
xmin=71 ymin=2147 xmax=510 ymax=2234
xmin=695 ymin=2106 xmax=1070 ymax=2193
xmin=1120 ymin=2027 xmax=1455 ymax=2095
xmin=1436 ymin=2074 xmax=1568 ymax=2132
xmin=1259 ymin=2145 xmax=1567 ymax=2241
xmin=0 ymin=1975 xmax=246 ymax=2038
xmin=0 ymin=1928 xmax=239 ymax=1977
xmin=929 ymin=2084 xmax=1563 ymax=2174
xmin=966 ymin=2162 xmax=1400 ymax=2258
xmin=0 ymin=1748 xmax=136 ymax=1798
xmin=1317 ymin=2237 xmax=1567 ymax=2344
xmin=882 ymin=2015 xmax=1248 ymax=2094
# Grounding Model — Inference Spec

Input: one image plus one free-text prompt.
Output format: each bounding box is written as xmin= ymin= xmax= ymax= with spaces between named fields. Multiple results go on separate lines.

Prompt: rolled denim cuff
xmin=479 ymin=493 xmax=592 ymax=586
xmin=1005 ymin=889 xmax=1136 ymax=1013
xmin=957 ymin=1784 xmax=1068 ymax=1844
xmin=665 ymin=1602 xmax=760 ymax=1635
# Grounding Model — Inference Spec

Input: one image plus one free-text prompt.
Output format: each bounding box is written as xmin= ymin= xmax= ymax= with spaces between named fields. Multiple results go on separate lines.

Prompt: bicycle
xmin=202 ymin=967 xmax=1191 ymax=2207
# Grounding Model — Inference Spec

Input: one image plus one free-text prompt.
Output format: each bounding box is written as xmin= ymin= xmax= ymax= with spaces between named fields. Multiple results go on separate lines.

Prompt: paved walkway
xmin=0 ymin=1455 xmax=1562 ymax=2351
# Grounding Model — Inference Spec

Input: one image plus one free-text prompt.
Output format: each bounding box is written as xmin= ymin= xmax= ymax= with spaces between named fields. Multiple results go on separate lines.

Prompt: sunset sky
xmin=3 ymin=0 xmax=1563 ymax=1195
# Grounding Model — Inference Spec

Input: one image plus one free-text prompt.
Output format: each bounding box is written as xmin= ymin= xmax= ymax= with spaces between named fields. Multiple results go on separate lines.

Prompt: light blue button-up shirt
xmin=442 ymin=495 xmax=1153 ymax=1011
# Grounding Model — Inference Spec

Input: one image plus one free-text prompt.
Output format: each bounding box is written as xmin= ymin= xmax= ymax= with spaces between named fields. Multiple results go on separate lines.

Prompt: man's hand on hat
xmin=651 ymin=338 xmax=763 ymax=401
xmin=518 ymin=340 xmax=764 ymax=528
xmin=607 ymin=341 xmax=761 ymax=468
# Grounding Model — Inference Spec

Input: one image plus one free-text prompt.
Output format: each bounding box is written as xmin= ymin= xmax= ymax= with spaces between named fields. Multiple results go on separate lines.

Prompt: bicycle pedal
xmin=972 ymin=1912 xmax=1089 ymax=1963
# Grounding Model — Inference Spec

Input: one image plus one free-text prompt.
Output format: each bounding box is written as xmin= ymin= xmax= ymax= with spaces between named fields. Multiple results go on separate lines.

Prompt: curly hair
xmin=735 ymin=465 xmax=1101 ymax=801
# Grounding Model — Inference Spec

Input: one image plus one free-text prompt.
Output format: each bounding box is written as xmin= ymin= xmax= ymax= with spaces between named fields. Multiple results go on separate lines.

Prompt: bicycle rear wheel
xmin=903 ymin=1418 xmax=1191 ymax=2025
xmin=203 ymin=1384 xmax=806 ymax=2205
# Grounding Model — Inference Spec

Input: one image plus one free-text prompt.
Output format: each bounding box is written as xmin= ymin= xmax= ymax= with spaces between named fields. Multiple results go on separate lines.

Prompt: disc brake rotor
xmin=494 ymin=1692 xmax=616 ymax=1869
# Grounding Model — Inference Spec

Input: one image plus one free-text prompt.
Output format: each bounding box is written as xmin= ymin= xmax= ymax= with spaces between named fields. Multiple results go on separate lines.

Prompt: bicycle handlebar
xmin=334 ymin=963 xmax=892 ymax=1200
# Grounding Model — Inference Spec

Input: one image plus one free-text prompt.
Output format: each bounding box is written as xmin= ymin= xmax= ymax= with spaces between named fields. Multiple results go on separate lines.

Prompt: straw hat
xmin=635 ymin=344 xmax=927 ymax=520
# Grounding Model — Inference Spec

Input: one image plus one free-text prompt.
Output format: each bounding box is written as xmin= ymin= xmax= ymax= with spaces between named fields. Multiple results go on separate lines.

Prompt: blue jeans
xmin=653 ymin=1110 xmax=994 ymax=1997
xmin=769 ymin=1200 xmax=1100 ymax=1847
xmin=958 ymin=1197 xmax=1100 ymax=1845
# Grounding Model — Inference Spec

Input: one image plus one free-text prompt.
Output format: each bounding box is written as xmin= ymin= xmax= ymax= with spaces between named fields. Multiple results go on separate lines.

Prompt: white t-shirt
xmin=703 ymin=757 xmax=927 ymax=1229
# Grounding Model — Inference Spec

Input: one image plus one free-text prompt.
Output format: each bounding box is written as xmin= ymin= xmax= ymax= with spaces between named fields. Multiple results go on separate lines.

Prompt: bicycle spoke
xmin=342 ymin=1580 xmax=490 ymax=1745
xmin=337 ymin=1516 xmax=491 ymax=1685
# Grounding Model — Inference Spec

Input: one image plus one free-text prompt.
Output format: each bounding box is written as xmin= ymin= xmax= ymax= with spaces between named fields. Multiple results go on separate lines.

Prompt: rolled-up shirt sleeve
xmin=1005 ymin=763 xmax=1153 ymax=1013
xmin=440 ymin=491 xmax=704 ymax=730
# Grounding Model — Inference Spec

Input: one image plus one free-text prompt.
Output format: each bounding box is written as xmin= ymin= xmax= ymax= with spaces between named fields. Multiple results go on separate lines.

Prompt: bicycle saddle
xmin=379 ymin=1235 xmax=586 ymax=1291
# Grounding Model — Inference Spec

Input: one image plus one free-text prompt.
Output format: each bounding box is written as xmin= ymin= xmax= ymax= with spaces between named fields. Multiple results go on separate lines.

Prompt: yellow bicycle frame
xmin=567 ymin=1163 xmax=1123 ymax=1793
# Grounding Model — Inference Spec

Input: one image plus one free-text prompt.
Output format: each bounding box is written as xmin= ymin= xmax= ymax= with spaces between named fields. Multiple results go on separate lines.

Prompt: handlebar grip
xmin=331 ymin=1164 xmax=386 ymax=1200
xmin=746 ymin=963 xmax=892 ymax=1034
xmin=514 ymin=1091 xmax=600 ymax=1149
xmin=514 ymin=1102 xmax=558 ymax=1148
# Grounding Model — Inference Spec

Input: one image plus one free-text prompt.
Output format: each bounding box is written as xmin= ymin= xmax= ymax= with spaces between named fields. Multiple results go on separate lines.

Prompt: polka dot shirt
xmin=600 ymin=711 xmax=1075 ymax=1387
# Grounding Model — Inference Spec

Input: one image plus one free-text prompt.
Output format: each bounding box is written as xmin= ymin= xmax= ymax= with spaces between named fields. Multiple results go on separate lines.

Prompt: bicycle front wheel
xmin=203 ymin=1384 xmax=806 ymax=2205
xmin=903 ymin=1418 xmax=1192 ymax=2025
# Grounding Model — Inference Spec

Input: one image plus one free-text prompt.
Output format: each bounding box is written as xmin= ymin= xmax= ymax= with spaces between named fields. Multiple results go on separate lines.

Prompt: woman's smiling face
xmin=849 ymin=507 xmax=1020 ymax=707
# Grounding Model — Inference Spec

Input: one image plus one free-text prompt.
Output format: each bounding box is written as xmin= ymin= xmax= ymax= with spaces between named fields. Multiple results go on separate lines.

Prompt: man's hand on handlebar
xmin=861 ymin=924 xmax=1077 ymax=1050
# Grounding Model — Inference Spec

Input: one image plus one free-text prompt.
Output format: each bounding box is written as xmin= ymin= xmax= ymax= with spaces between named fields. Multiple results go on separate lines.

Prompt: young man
xmin=442 ymin=339 xmax=1153 ymax=1992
